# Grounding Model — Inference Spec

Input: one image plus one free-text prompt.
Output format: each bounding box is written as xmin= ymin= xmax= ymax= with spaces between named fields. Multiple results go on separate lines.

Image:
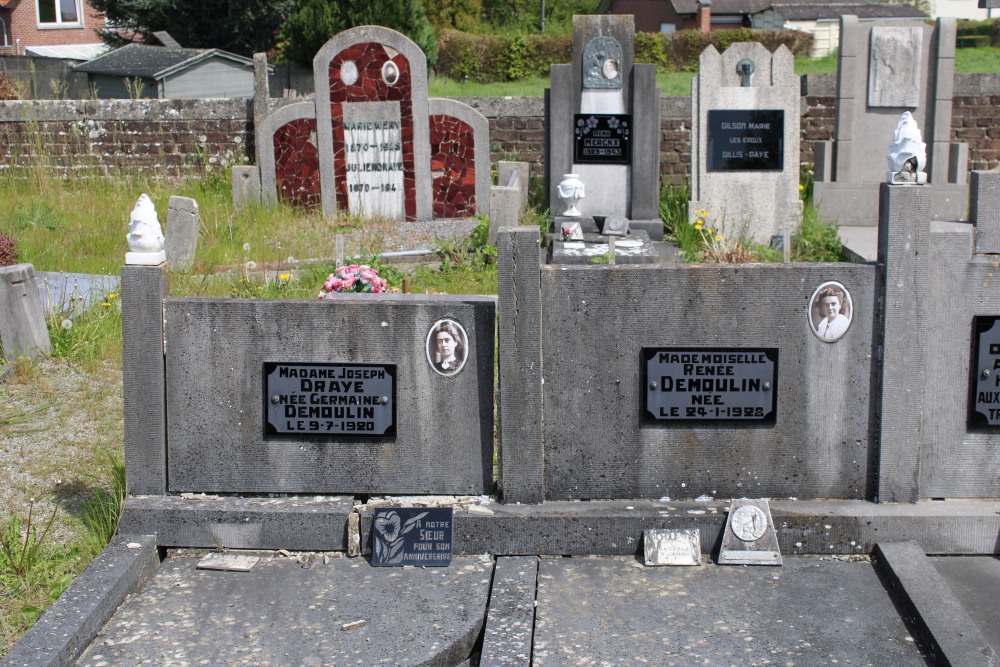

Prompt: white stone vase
xmin=557 ymin=173 xmax=585 ymax=217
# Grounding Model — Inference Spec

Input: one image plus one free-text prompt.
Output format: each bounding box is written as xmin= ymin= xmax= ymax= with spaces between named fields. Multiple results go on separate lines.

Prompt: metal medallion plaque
xmin=719 ymin=498 xmax=782 ymax=566
xmin=707 ymin=110 xmax=784 ymax=172
xmin=644 ymin=348 xmax=778 ymax=423
xmin=371 ymin=507 xmax=453 ymax=567
xmin=969 ymin=317 xmax=1000 ymax=428
xmin=573 ymin=114 xmax=631 ymax=164
xmin=263 ymin=362 xmax=395 ymax=437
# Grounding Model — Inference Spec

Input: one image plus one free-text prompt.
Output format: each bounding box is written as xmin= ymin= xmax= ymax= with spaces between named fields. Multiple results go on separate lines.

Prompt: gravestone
xmin=813 ymin=16 xmax=968 ymax=225
xmin=690 ymin=42 xmax=801 ymax=248
xmin=545 ymin=15 xmax=662 ymax=240
xmin=165 ymin=196 xmax=199 ymax=273
xmin=252 ymin=26 xmax=490 ymax=223
xmin=0 ymin=263 xmax=51 ymax=361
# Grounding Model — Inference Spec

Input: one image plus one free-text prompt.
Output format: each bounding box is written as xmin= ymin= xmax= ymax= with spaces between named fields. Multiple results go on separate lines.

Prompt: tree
xmin=423 ymin=0 xmax=482 ymax=33
xmin=90 ymin=0 xmax=295 ymax=57
xmin=280 ymin=0 xmax=437 ymax=67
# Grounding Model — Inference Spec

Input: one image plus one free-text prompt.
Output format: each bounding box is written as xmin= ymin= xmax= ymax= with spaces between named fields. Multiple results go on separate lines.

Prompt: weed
xmin=0 ymin=501 xmax=59 ymax=588
xmin=46 ymin=292 xmax=123 ymax=366
xmin=80 ymin=453 xmax=127 ymax=557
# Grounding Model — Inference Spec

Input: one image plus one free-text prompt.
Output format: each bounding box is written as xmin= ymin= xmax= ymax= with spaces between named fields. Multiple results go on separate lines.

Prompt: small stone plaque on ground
xmin=263 ymin=362 xmax=396 ymax=437
xmin=573 ymin=114 xmax=631 ymax=164
xmin=707 ymin=110 xmax=783 ymax=171
xmin=644 ymin=529 xmax=701 ymax=566
xmin=643 ymin=348 xmax=778 ymax=423
xmin=371 ymin=507 xmax=453 ymax=567
xmin=197 ymin=553 xmax=261 ymax=572
xmin=969 ymin=316 xmax=1000 ymax=428
xmin=719 ymin=498 xmax=782 ymax=566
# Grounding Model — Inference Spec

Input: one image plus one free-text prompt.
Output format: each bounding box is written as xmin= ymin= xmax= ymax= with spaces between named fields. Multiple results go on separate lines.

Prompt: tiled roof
xmin=73 ymin=44 xmax=204 ymax=78
xmin=774 ymin=2 xmax=927 ymax=18
xmin=671 ymin=0 xmax=927 ymax=17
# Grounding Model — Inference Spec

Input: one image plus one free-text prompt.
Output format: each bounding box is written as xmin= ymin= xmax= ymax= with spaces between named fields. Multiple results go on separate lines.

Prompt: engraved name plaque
xmin=707 ymin=110 xmax=784 ymax=172
xmin=371 ymin=507 xmax=453 ymax=567
xmin=263 ymin=362 xmax=395 ymax=437
xmin=969 ymin=317 xmax=1000 ymax=428
xmin=573 ymin=114 xmax=631 ymax=164
xmin=644 ymin=348 xmax=778 ymax=423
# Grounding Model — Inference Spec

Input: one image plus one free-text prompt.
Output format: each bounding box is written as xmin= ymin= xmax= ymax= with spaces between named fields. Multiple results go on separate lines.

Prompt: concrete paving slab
xmin=838 ymin=225 xmax=879 ymax=262
xmin=76 ymin=552 xmax=493 ymax=667
xmin=930 ymin=555 xmax=1000 ymax=657
xmin=532 ymin=555 xmax=931 ymax=666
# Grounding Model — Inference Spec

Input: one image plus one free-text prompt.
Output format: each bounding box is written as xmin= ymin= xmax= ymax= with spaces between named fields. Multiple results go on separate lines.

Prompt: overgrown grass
xmin=660 ymin=176 xmax=844 ymax=263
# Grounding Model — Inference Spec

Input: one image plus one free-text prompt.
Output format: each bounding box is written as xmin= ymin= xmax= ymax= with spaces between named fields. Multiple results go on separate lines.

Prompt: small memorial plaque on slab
xmin=573 ymin=114 xmax=631 ymax=164
xmin=643 ymin=348 xmax=778 ymax=423
xmin=371 ymin=507 xmax=453 ymax=567
xmin=719 ymin=498 xmax=782 ymax=566
xmin=644 ymin=529 xmax=701 ymax=566
xmin=707 ymin=110 xmax=783 ymax=172
xmin=969 ymin=316 xmax=1000 ymax=428
xmin=263 ymin=362 xmax=395 ymax=437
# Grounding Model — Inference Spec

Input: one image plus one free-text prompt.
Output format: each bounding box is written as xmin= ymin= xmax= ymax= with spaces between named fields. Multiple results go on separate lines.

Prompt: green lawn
xmin=428 ymin=47 xmax=1000 ymax=97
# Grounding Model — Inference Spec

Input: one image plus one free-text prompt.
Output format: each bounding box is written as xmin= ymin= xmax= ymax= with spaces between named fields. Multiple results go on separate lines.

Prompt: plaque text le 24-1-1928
xmin=264 ymin=362 xmax=396 ymax=437
xmin=644 ymin=348 xmax=778 ymax=423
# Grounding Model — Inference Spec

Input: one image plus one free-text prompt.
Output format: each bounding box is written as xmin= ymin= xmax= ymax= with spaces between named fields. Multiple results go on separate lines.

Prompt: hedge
xmin=434 ymin=28 xmax=815 ymax=81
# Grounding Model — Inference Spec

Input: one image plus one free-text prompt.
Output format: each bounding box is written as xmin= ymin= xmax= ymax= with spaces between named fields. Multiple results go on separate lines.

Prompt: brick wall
xmin=0 ymin=74 xmax=997 ymax=185
xmin=0 ymin=99 xmax=252 ymax=177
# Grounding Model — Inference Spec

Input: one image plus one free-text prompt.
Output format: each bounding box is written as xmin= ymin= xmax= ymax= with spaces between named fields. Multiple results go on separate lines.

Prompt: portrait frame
xmin=808 ymin=281 xmax=854 ymax=342
xmin=426 ymin=318 xmax=469 ymax=377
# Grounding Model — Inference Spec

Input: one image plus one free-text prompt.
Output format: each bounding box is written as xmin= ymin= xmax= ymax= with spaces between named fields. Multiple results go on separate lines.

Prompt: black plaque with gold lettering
xmin=263 ymin=362 xmax=396 ymax=437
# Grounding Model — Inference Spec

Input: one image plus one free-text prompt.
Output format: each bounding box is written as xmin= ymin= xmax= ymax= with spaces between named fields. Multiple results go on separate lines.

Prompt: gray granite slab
xmin=532 ymin=555 xmax=930 ymax=666
xmin=549 ymin=230 xmax=657 ymax=265
xmin=930 ymin=555 xmax=1000 ymax=657
xmin=76 ymin=553 xmax=493 ymax=667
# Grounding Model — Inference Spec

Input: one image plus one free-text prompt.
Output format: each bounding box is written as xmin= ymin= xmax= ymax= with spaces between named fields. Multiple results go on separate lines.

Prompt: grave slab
xmin=75 ymin=553 xmax=493 ymax=667
xmin=479 ymin=556 xmax=538 ymax=667
xmin=930 ymin=555 xmax=1000 ymax=657
xmin=532 ymin=555 xmax=930 ymax=666
xmin=549 ymin=230 xmax=658 ymax=265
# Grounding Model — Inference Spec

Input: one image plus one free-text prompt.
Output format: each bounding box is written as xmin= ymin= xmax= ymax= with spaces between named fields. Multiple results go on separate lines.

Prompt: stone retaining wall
xmin=1 ymin=74 xmax=997 ymax=185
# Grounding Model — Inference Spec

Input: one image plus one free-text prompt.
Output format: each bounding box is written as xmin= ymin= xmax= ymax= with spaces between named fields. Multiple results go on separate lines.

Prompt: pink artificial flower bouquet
xmin=318 ymin=264 xmax=388 ymax=298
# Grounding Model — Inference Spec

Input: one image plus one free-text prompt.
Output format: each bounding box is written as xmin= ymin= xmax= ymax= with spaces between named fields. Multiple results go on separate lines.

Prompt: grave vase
xmin=557 ymin=174 xmax=586 ymax=217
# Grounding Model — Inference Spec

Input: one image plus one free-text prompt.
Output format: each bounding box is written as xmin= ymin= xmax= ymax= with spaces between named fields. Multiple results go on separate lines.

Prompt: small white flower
xmin=61 ymin=319 xmax=72 ymax=330
xmin=245 ymin=261 xmax=256 ymax=271
xmin=242 ymin=243 xmax=251 ymax=252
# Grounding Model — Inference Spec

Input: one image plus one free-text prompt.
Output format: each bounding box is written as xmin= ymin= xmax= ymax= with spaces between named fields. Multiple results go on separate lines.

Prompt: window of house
xmin=660 ymin=23 xmax=677 ymax=33
xmin=0 ymin=15 xmax=10 ymax=47
xmin=37 ymin=0 xmax=82 ymax=27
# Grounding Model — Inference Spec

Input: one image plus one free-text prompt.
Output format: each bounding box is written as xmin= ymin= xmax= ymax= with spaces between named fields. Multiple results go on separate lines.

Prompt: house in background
xmin=0 ymin=0 xmax=107 ymax=59
xmin=600 ymin=0 xmax=928 ymax=56
xmin=73 ymin=43 xmax=266 ymax=98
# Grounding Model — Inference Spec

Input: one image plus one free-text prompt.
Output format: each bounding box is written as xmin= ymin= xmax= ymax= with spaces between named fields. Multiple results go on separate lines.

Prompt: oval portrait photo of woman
xmin=808 ymin=281 xmax=853 ymax=342
xmin=426 ymin=319 xmax=469 ymax=377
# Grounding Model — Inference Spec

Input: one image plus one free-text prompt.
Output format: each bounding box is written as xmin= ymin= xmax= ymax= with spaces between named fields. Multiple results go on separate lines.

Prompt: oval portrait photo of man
xmin=426 ymin=319 xmax=469 ymax=377
xmin=808 ymin=281 xmax=853 ymax=342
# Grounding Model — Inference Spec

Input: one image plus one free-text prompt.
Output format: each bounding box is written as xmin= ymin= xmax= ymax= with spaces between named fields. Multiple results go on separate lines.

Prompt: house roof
xmin=670 ymin=0 xmax=926 ymax=17
xmin=773 ymin=1 xmax=927 ymax=19
xmin=73 ymin=43 xmax=259 ymax=80
xmin=25 ymin=43 xmax=109 ymax=60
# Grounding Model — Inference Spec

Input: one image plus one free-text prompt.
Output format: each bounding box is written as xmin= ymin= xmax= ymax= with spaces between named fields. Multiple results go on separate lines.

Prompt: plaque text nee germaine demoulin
xmin=644 ymin=348 xmax=778 ymax=423
xmin=264 ymin=362 xmax=395 ymax=437
xmin=707 ymin=110 xmax=784 ymax=172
